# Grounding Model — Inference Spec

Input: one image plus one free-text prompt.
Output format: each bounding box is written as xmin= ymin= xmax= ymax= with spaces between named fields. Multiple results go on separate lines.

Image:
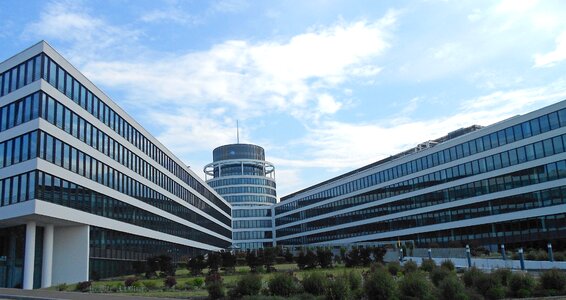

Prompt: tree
xmin=187 ymin=255 xmax=206 ymax=276
xmin=304 ymin=249 xmax=319 ymax=269
xmin=207 ymin=252 xmax=222 ymax=273
xmin=263 ymin=247 xmax=277 ymax=272
xmin=246 ymin=250 xmax=261 ymax=272
xmin=220 ymin=251 xmax=236 ymax=273
xmin=284 ymin=248 xmax=294 ymax=263
xmin=296 ymin=251 xmax=307 ymax=270
xmin=373 ymin=247 xmax=387 ymax=263
xmin=360 ymin=247 xmax=373 ymax=266
xmin=316 ymin=247 xmax=333 ymax=268
xmin=157 ymin=254 xmax=175 ymax=276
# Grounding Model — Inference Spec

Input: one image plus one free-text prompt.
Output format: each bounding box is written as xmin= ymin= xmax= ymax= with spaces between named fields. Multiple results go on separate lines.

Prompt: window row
xmin=38 ymin=92 xmax=229 ymax=223
xmin=37 ymin=130 xmax=231 ymax=234
xmin=0 ymin=131 xmax=37 ymax=169
xmin=0 ymin=92 xmax=40 ymax=132
xmin=214 ymin=164 xmax=270 ymax=177
xmin=215 ymin=186 xmax=277 ymax=196
xmin=233 ymin=231 xmax=273 ymax=240
xmin=232 ymin=208 xmax=272 ymax=218
xmin=277 ymin=185 xmax=566 ymax=244
xmin=40 ymin=54 xmax=229 ymax=214
xmin=277 ymin=213 xmax=566 ymax=248
xmin=35 ymin=171 xmax=231 ymax=247
xmin=277 ymin=160 xmax=566 ymax=235
xmin=233 ymin=219 xmax=273 ymax=229
xmin=278 ymin=107 xmax=566 ymax=214
xmin=224 ymin=194 xmax=277 ymax=204
xmin=233 ymin=242 xmax=272 ymax=250
xmin=90 ymin=226 xmax=207 ymax=279
xmin=277 ymin=132 xmax=566 ymax=224
xmin=207 ymin=177 xmax=276 ymax=189
xmin=0 ymin=54 xmax=42 ymax=97
xmin=0 ymin=171 xmax=35 ymax=207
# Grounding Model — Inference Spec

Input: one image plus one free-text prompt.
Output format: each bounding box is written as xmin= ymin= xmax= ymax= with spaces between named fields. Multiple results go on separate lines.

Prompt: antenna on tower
xmin=237 ymin=120 xmax=240 ymax=144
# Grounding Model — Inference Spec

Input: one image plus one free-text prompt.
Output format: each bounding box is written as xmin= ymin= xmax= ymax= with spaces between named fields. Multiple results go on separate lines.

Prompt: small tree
xmin=187 ymin=255 xmax=206 ymax=276
xmin=363 ymin=268 xmax=398 ymax=300
xmin=268 ymin=272 xmax=298 ymax=297
xmin=344 ymin=247 xmax=362 ymax=267
xmin=262 ymin=247 xmax=277 ymax=272
xmin=304 ymin=249 xmax=319 ymax=269
xmin=157 ymin=255 xmax=175 ymax=276
xmin=360 ymin=247 xmax=373 ymax=266
xmin=205 ymin=272 xmax=225 ymax=299
xmin=220 ymin=251 xmax=236 ymax=273
xmin=284 ymin=248 xmax=294 ymax=263
xmin=246 ymin=250 xmax=261 ymax=272
xmin=316 ymin=247 xmax=333 ymax=268
xmin=372 ymin=246 xmax=387 ymax=264
xmin=207 ymin=252 xmax=222 ymax=274
xmin=296 ymin=251 xmax=307 ymax=270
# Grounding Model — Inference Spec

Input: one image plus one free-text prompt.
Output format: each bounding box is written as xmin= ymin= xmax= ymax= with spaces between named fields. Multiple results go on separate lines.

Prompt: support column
xmin=23 ymin=221 xmax=36 ymax=290
xmin=41 ymin=224 xmax=54 ymax=288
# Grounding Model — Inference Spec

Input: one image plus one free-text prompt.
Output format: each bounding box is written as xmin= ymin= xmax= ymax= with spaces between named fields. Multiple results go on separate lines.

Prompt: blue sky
xmin=1 ymin=0 xmax=566 ymax=197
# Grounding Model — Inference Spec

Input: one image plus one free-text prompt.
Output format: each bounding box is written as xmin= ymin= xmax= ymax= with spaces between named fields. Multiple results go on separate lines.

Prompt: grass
xmin=46 ymin=263 xmax=367 ymax=298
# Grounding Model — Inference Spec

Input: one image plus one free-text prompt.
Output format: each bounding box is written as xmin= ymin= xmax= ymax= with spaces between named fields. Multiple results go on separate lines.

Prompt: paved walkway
xmin=0 ymin=288 xmax=178 ymax=300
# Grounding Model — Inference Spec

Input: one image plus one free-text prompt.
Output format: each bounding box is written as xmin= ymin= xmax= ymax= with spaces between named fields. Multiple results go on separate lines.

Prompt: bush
xmin=430 ymin=267 xmax=451 ymax=287
xmin=554 ymin=251 xmax=565 ymax=261
xmin=229 ymin=273 xmax=263 ymax=298
xmin=462 ymin=267 xmax=484 ymax=288
xmin=193 ymin=277 xmax=205 ymax=288
xmin=301 ymin=272 xmax=328 ymax=296
xmin=440 ymin=260 xmax=455 ymax=272
xmin=164 ymin=276 xmax=177 ymax=288
xmin=403 ymin=260 xmax=418 ymax=274
xmin=124 ymin=277 xmax=139 ymax=287
xmin=268 ymin=272 xmax=298 ymax=297
xmin=539 ymin=268 xmax=566 ymax=292
xmin=437 ymin=274 xmax=468 ymax=300
xmin=205 ymin=272 xmax=225 ymax=300
xmin=508 ymin=272 xmax=535 ymax=298
xmin=325 ymin=275 xmax=350 ymax=300
xmin=143 ymin=281 xmax=158 ymax=290
xmin=75 ymin=281 xmax=92 ymax=292
xmin=363 ymin=269 xmax=398 ymax=300
xmin=387 ymin=261 xmax=401 ymax=276
xmin=316 ymin=248 xmax=333 ymax=268
xmin=491 ymin=269 xmax=512 ymax=287
xmin=399 ymin=271 xmax=434 ymax=300
xmin=345 ymin=270 xmax=362 ymax=292
xmin=56 ymin=283 xmax=67 ymax=291
xmin=420 ymin=259 xmax=436 ymax=273
xmin=474 ymin=274 xmax=505 ymax=300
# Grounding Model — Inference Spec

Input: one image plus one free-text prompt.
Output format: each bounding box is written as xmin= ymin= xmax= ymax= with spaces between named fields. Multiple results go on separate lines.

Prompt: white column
xmin=41 ymin=224 xmax=54 ymax=288
xmin=23 ymin=221 xmax=36 ymax=290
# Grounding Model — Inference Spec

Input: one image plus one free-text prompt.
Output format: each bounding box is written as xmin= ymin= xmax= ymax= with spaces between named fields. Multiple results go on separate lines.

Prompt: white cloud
xmin=534 ymin=31 xmax=566 ymax=68
xmin=317 ymin=94 xmax=342 ymax=115
xmin=140 ymin=9 xmax=201 ymax=25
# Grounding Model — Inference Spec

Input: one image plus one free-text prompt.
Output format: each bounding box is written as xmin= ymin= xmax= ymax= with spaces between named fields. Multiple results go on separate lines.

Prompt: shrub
xmin=430 ymin=267 xmax=451 ymax=287
xmin=554 ymin=251 xmax=565 ymax=261
xmin=437 ymin=274 xmax=468 ymax=300
xmin=462 ymin=267 xmax=483 ymax=288
xmin=229 ymin=273 xmax=263 ymax=298
xmin=301 ymin=272 xmax=328 ymax=296
xmin=440 ymin=259 xmax=455 ymax=271
xmin=205 ymin=272 xmax=225 ymax=300
xmin=474 ymin=274 xmax=505 ymax=300
xmin=508 ymin=272 xmax=535 ymax=298
xmin=193 ymin=277 xmax=205 ymax=288
xmin=363 ymin=269 xmax=398 ymax=300
xmin=535 ymin=249 xmax=548 ymax=261
xmin=539 ymin=268 xmax=566 ymax=293
xmin=345 ymin=270 xmax=362 ymax=292
xmin=75 ymin=281 xmax=92 ymax=292
xmin=399 ymin=271 xmax=434 ymax=300
xmin=325 ymin=275 xmax=350 ymax=300
xmin=187 ymin=255 xmax=207 ymax=276
xmin=420 ymin=259 xmax=436 ymax=273
xmin=387 ymin=261 xmax=401 ymax=276
xmin=316 ymin=248 xmax=334 ymax=268
xmin=143 ymin=281 xmax=158 ymax=290
xmin=56 ymin=283 xmax=67 ymax=291
xmin=124 ymin=277 xmax=139 ymax=287
xmin=164 ymin=276 xmax=177 ymax=288
xmin=268 ymin=272 xmax=297 ymax=297
xmin=403 ymin=260 xmax=418 ymax=274
xmin=491 ymin=269 xmax=512 ymax=287
xmin=525 ymin=250 xmax=536 ymax=260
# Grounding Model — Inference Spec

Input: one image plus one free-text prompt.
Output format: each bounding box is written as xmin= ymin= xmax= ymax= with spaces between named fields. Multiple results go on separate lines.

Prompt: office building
xmin=205 ymin=143 xmax=276 ymax=250
xmin=275 ymin=101 xmax=566 ymax=251
xmin=0 ymin=41 xmax=232 ymax=289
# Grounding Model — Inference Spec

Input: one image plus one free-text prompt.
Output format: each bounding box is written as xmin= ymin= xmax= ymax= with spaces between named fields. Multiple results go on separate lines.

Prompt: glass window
xmin=47 ymin=97 xmax=55 ymax=123
xmin=26 ymin=59 xmax=34 ymax=85
xmin=22 ymin=134 xmax=29 ymax=161
xmin=530 ymin=118 xmax=541 ymax=135
xmin=539 ymin=115 xmax=550 ymax=133
xmin=29 ymin=131 xmax=37 ymax=159
xmin=549 ymin=112 xmax=560 ymax=130
xmin=559 ymin=109 xmax=566 ymax=127
xmin=5 ymin=140 xmax=12 ymax=167
xmin=55 ymin=102 xmax=64 ymax=128
xmin=0 ymin=143 xmax=4 ymax=168
xmin=57 ymin=66 xmax=65 ymax=93
xmin=553 ymin=136 xmax=564 ymax=154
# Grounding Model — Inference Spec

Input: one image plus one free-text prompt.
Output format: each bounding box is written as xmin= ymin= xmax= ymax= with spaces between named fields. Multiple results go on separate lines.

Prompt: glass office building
xmin=0 ymin=41 xmax=232 ymax=289
xmin=275 ymin=100 xmax=566 ymax=251
xmin=205 ymin=143 xmax=276 ymax=250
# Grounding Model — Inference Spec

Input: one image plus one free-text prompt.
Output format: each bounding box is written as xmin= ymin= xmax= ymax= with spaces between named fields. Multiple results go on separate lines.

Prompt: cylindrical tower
xmin=204 ymin=144 xmax=276 ymax=250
